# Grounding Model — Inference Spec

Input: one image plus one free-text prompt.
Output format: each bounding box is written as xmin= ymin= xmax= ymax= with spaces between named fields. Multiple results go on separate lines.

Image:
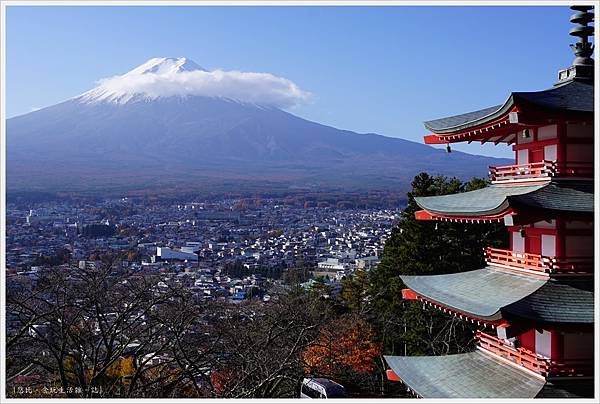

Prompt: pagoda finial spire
xmin=558 ymin=6 xmax=594 ymax=83
xmin=569 ymin=5 xmax=594 ymax=66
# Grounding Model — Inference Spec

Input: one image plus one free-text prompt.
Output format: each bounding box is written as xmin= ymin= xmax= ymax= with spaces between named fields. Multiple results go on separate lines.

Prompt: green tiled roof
xmin=508 ymin=181 xmax=594 ymax=214
xmin=400 ymin=267 xmax=546 ymax=321
xmin=424 ymin=80 xmax=593 ymax=133
xmin=423 ymin=105 xmax=502 ymax=133
xmin=384 ymin=351 xmax=546 ymax=398
xmin=504 ymin=278 xmax=594 ymax=324
xmin=415 ymin=181 xmax=593 ymax=218
xmin=414 ymin=184 xmax=544 ymax=216
xmin=401 ymin=267 xmax=594 ymax=324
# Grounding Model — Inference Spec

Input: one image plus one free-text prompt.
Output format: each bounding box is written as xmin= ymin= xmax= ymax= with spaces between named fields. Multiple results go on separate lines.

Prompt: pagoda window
xmin=535 ymin=329 xmax=552 ymax=358
xmin=543 ymin=144 xmax=557 ymax=161
xmin=540 ymin=234 xmax=556 ymax=256
xmin=511 ymin=231 xmax=525 ymax=253
xmin=537 ymin=124 xmax=557 ymax=140
xmin=517 ymin=128 xmax=535 ymax=144
xmin=516 ymin=149 xmax=529 ymax=165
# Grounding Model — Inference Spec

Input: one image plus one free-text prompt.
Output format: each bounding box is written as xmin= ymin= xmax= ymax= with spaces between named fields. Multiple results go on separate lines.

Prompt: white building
xmin=156 ymin=247 xmax=198 ymax=261
xmin=317 ymin=258 xmax=348 ymax=271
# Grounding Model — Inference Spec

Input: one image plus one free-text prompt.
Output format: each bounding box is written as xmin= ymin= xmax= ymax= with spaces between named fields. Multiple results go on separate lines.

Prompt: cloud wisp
xmin=79 ymin=64 xmax=311 ymax=109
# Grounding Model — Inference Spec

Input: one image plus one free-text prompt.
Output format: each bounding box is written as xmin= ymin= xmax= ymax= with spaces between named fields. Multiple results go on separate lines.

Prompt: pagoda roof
xmin=401 ymin=267 xmax=593 ymax=324
xmin=415 ymin=184 xmax=543 ymax=218
xmin=414 ymin=180 xmax=593 ymax=220
xmin=535 ymin=380 xmax=594 ymax=398
xmin=384 ymin=351 xmax=546 ymax=398
xmin=508 ymin=180 xmax=593 ymax=215
xmin=384 ymin=351 xmax=592 ymax=398
xmin=424 ymin=80 xmax=593 ymax=134
xmin=503 ymin=278 xmax=594 ymax=324
xmin=401 ymin=267 xmax=545 ymax=321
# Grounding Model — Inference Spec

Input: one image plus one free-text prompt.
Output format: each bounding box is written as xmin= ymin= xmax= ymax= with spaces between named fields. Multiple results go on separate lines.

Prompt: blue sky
xmin=6 ymin=5 xmax=581 ymax=157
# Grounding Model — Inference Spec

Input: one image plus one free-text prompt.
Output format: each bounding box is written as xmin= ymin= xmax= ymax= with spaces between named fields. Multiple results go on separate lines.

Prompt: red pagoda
xmin=384 ymin=6 xmax=595 ymax=398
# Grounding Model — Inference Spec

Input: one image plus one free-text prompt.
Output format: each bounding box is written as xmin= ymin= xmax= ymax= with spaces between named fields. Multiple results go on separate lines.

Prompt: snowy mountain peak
xmin=125 ymin=57 xmax=206 ymax=76
xmin=75 ymin=57 xmax=310 ymax=107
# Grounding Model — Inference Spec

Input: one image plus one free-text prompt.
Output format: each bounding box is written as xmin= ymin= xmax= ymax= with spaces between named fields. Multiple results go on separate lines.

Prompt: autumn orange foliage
xmin=210 ymin=369 xmax=236 ymax=396
xmin=303 ymin=315 xmax=381 ymax=376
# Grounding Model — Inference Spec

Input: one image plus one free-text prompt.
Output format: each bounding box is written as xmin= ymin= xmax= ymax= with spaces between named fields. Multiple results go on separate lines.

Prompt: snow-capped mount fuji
xmin=7 ymin=57 xmax=510 ymax=193
xmin=124 ymin=57 xmax=207 ymax=75
xmin=76 ymin=56 xmax=307 ymax=107
xmin=76 ymin=57 xmax=209 ymax=104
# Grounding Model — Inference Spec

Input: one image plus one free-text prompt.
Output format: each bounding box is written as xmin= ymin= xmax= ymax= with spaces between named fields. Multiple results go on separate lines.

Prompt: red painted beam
xmin=423 ymin=134 xmax=447 ymax=144
xmin=386 ymin=369 xmax=402 ymax=382
xmin=414 ymin=210 xmax=435 ymax=221
xmin=401 ymin=288 xmax=418 ymax=300
xmin=414 ymin=209 xmax=510 ymax=223
xmin=414 ymin=296 xmax=503 ymax=327
xmin=424 ymin=118 xmax=515 ymax=145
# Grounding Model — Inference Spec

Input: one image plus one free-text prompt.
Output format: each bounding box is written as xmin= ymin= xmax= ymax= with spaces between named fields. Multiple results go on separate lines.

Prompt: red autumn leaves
xmin=303 ymin=315 xmax=381 ymax=376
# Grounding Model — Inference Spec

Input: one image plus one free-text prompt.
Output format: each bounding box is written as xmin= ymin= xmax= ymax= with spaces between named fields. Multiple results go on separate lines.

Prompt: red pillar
xmin=550 ymin=329 xmax=564 ymax=360
xmin=555 ymin=218 xmax=566 ymax=258
xmin=556 ymin=120 xmax=567 ymax=164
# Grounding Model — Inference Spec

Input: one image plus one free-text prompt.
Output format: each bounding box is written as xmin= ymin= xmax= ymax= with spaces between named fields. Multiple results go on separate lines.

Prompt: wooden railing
xmin=490 ymin=161 xmax=552 ymax=183
xmin=489 ymin=161 xmax=593 ymax=183
xmin=476 ymin=331 xmax=593 ymax=378
xmin=485 ymin=247 xmax=593 ymax=274
xmin=476 ymin=331 xmax=550 ymax=375
xmin=549 ymin=359 xmax=595 ymax=378
xmin=553 ymin=161 xmax=594 ymax=177
xmin=550 ymin=256 xmax=594 ymax=273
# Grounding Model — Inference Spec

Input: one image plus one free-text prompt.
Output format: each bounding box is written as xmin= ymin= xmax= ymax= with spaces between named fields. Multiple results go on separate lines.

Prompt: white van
xmin=300 ymin=378 xmax=347 ymax=399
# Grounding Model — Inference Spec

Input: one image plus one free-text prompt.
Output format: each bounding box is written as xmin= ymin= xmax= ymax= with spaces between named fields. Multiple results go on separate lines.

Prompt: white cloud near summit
xmin=83 ymin=68 xmax=311 ymax=108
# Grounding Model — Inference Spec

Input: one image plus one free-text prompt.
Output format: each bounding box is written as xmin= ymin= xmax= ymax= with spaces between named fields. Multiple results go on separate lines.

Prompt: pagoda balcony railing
xmin=489 ymin=161 xmax=593 ymax=183
xmin=476 ymin=331 xmax=593 ymax=378
xmin=485 ymin=247 xmax=593 ymax=274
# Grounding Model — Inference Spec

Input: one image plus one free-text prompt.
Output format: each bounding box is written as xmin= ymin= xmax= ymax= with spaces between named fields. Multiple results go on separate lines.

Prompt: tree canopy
xmin=367 ymin=173 xmax=507 ymax=357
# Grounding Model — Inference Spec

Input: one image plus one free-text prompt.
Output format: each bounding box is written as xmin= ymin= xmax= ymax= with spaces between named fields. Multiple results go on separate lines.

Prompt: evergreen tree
xmin=368 ymin=173 xmax=507 ymax=356
xmin=341 ymin=269 xmax=370 ymax=314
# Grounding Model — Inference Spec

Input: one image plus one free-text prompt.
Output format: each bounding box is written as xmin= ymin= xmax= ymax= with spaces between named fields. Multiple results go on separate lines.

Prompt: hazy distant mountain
xmin=7 ymin=57 xmax=510 ymax=194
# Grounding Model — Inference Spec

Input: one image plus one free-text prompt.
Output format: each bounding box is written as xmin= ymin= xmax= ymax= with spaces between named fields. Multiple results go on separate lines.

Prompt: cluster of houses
xmin=6 ymin=197 xmax=399 ymax=305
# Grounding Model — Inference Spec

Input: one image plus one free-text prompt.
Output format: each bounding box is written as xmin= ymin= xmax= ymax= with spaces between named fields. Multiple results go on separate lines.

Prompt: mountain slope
xmin=7 ymin=57 xmax=511 ymax=193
